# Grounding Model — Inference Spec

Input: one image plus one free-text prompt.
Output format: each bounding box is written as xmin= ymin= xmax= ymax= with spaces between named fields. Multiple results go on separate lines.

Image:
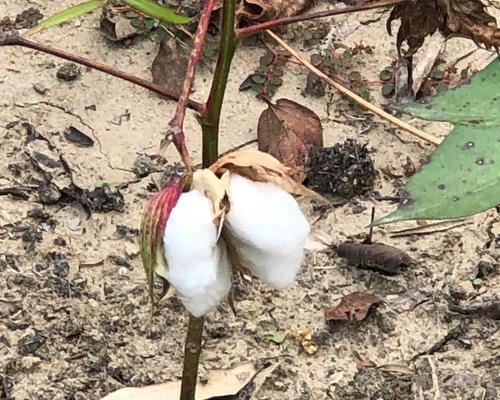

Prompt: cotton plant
xmin=140 ymin=149 xmax=321 ymax=317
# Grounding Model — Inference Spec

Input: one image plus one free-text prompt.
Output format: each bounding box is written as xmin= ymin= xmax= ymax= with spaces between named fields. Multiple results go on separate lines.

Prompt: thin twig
xmin=0 ymin=35 xmax=203 ymax=112
xmin=166 ymin=0 xmax=216 ymax=172
xmin=266 ymin=30 xmax=441 ymax=146
xmin=236 ymin=0 xmax=408 ymax=38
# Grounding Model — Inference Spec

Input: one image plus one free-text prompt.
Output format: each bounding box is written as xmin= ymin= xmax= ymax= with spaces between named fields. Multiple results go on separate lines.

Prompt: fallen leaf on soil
xmin=336 ymin=242 xmax=412 ymax=275
xmin=387 ymin=0 xmax=500 ymax=56
xmin=101 ymin=362 xmax=257 ymax=400
xmin=100 ymin=7 xmax=138 ymax=41
xmin=237 ymin=0 xmax=312 ymax=22
xmin=209 ymin=149 xmax=326 ymax=201
xmin=267 ymin=331 xmax=287 ymax=344
xmin=291 ymin=328 xmax=318 ymax=355
xmin=258 ymin=98 xmax=323 ymax=182
xmin=151 ymin=36 xmax=188 ymax=98
xmin=325 ymin=292 xmax=380 ymax=321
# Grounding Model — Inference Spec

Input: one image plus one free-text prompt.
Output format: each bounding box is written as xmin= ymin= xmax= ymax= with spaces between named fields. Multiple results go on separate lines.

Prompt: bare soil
xmin=1 ymin=1 xmax=499 ymax=399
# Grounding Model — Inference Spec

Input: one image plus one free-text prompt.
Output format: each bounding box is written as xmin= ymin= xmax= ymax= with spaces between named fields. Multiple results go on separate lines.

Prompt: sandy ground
xmin=1 ymin=1 xmax=499 ymax=399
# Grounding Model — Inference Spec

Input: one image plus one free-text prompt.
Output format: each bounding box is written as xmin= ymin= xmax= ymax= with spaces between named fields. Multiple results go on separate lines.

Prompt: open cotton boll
xmin=162 ymin=189 xmax=231 ymax=317
xmin=225 ymin=174 xmax=310 ymax=288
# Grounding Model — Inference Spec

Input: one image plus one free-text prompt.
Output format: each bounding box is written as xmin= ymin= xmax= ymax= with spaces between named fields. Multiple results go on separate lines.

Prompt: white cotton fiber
xmin=225 ymin=174 xmax=310 ymax=288
xmin=162 ymin=189 xmax=231 ymax=317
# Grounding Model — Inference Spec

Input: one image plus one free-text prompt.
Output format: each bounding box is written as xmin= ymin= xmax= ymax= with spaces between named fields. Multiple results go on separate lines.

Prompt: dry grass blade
xmin=265 ymin=30 xmax=441 ymax=146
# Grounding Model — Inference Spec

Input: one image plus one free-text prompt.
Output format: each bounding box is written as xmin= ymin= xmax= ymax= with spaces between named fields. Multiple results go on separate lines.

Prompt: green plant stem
xmin=0 ymin=35 xmax=202 ymax=112
xmin=235 ymin=0 xmax=408 ymax=38
xmin=178 ymin=4 xmax=237 ymax=397
xmin=200 ymin=0 xmax=237 ymax=167
xmin=180 ymin=314 xmax=204 ymax=400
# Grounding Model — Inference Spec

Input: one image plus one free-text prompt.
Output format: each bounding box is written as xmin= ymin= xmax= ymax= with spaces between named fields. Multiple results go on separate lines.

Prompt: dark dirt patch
xmin=304 ymin=139 xmax=378 ymax=200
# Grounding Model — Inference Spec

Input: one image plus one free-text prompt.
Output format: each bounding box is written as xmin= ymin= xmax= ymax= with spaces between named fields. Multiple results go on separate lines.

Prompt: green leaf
xmin=381 ymin=82 xmax=395 ymax=97
xmin=375 ymin=58 xmax=500 ymax=225
xmin=94 ymin=180 xmax=105 ymax=188
xmin=122 ymin=0 xmax=192 ymax=24
xmin=267 ymin=331 xmax=286 ymax=344
xmin=379 ymin=69 xmax=392 ymax=81
xmin=28 ymin=0 xmax=105 ymax=35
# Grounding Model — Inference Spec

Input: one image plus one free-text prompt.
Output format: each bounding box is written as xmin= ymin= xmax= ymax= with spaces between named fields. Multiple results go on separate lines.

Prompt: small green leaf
xmin=310 ymin=54 xmax=323 ymax=67
xmin=267 ymin=331 xmax=286 ymax=344
xmin=431 ymin=70 xmax=445 ymax=80
xmin=94 ymin=180 xmax=105 ymax=188
xmin=251 ymin=74 xmax=266 ymax=84
xmin=122 ymin=0 xmax=192 ymax=24
xmin=271 ymin=76 xmax=283 ymax=86
xmin=379 ymin=69 xmax=392 ymax=81
xmin=382 ymin=82 xmax=395 ymax=97
xmin=28 ymin=0 xmax=105 ymax=35
xmin=259 ymin=53 xmax=274 ymax=66
xmin=472 ymin=278 xmax=482 ymax=287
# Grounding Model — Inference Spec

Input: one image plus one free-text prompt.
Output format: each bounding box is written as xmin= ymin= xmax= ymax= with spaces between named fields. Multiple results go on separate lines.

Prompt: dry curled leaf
xmin=152 ymin=36 xmax=188 ymax=98
xmin=291 ymin=328 xmax=318 ymax=355
xmin=258 ymin=98 xmax=323 ymax=182
xmin=209 ymin=149 xmax=326 ymax=202
xmin=325 ymin=292 xmax=381 ymax=321
xmin=387 ymin=0 xmax=499 ymax=56
xmin=101 ymin=363 xmax=257 ymax=400
xmin=336 ymin=242 xmax=412 ymax=275
xmin=237 ymin=0 xmax=312 ymax=22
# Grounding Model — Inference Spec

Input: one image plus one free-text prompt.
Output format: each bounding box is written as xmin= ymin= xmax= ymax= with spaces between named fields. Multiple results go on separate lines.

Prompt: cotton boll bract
xmin=162 ymin=189 xmax=231 ymax=317
xmin=225 ymin=174 xmax=310 ymax=288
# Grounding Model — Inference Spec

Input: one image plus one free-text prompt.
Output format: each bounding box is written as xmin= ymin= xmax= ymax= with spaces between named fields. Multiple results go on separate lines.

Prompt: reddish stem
xmin=235 ymin=0 xmax=408 ymax=38
xmin=168 ymin=0 xmax=216 ymax=171
xmin=0 ymin=35 xmax=203 ymax=112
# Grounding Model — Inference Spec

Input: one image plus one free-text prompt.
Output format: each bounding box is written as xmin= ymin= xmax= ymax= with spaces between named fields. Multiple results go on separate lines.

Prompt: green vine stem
xmin=200 ymin=0 xmax=237 ymax=167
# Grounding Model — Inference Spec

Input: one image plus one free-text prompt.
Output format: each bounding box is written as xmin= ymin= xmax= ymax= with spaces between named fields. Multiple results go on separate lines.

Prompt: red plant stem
xmin=235 ymin=0 xmax=408 ymax=38
xmin=0 ymin=35 xmax=203 ymax=112
xmin=168 ymin=0 xmax=215 ymax=172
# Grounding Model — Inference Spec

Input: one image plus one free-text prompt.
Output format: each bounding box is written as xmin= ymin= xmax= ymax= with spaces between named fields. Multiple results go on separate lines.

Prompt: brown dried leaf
xmin=151 ymin=36 xmax=188 ymax=97
xmin=209 ymin=149 xmax=327 ymax=202
xmin=325 ymin=292 xmax=380 ymax=321
xmin=336 ymin=242 xmax=412 ymax=275
xmin=387 ymin=0 xmax=499 ymax=56
xmin=237 ymin=0 xmax=312 ymax=22
xmin=258 ymin=99 xmax=323 ymax=182
xmin=101 ymin=363 xmax=257 ymax=400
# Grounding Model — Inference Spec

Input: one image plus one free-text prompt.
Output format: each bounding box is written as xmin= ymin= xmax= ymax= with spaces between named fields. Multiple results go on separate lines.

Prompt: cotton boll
xmin=226 ymin=174 xmax=310 ymax=288
xmin=162 ymin=189 xmax=231 ymax=317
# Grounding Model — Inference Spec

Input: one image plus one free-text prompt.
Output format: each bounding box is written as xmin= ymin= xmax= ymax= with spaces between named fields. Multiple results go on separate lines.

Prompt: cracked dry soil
xmin=1 ymin=1 xmax=499 ymax=399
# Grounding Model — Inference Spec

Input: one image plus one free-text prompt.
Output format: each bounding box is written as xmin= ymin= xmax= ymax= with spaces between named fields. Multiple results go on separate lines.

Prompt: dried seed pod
xmin=224 ymin=174 xmax=310 ymax=288
xmin=161 ymin=189 xmax=231 ymax=317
